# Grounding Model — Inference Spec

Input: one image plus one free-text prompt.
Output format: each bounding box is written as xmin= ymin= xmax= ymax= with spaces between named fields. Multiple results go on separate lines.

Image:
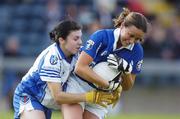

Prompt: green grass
xmin=107 ymin=114 xmax=180 ymax=119
xmin=1 ymin=111 xmax=180 ymax=119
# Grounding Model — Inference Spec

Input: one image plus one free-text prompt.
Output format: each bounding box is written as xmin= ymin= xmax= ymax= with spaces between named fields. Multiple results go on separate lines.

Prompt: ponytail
xmin=113 ymin=8 xmax=130 ymax=28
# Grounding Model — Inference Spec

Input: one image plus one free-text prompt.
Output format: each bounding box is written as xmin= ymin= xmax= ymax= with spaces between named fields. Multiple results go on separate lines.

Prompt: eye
xmin=130 ymin=34 xmax=135 ymax=38
xmin=73 ymin=36 xmax=80 ymax=41
xmin=128 ymin=32 xmax=135 ymax=38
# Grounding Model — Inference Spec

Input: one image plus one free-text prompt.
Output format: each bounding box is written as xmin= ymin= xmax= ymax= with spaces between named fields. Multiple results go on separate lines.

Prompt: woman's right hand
xmin=85 ymin=90 xmax=114 ymax=107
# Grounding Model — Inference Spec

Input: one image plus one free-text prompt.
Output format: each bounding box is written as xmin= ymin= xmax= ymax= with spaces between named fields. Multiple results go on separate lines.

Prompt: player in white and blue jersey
xmin=62 ymin=8 xmax=149 ymax=119
xmin=13 ymin=20 xmax=116 ymax=119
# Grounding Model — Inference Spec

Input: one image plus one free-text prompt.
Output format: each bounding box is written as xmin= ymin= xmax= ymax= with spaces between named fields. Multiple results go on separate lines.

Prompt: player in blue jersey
xmin=62 ymin=8 xmax=149 ymax=119
xmin=13 ymin=20 xmax=117 ymax=119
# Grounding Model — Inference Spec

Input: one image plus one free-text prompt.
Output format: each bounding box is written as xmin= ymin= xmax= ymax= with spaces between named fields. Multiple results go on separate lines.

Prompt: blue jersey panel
xmin=82 ymin=29 xmax=143 ymax=74
xmin=83 ymin=29 xmax=115 ymax=64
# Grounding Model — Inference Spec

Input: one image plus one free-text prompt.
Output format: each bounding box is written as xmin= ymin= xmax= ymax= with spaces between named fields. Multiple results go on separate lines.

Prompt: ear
xmin=121 ymin=22 xmax=125 ymax=27
xmin=58 ymin=37 xmax=65 ymax=44
xmin=119 ymin=22 xmax=125 ymax=29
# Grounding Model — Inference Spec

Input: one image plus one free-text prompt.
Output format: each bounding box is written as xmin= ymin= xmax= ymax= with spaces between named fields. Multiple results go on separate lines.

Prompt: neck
xmin=116 ymin=37 xmax=122 ymax=49
xmin=60 ymin=44 xmax=72 ymax=61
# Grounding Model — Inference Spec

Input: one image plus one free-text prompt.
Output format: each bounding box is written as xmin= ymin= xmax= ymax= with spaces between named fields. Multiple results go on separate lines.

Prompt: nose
xmin=129 ymin=39 xmax=134 ymax=44
xmin=127 ymin=38 xmax=134 ymax=44
xmin=79 ymin=38 xmax=82 ymax=45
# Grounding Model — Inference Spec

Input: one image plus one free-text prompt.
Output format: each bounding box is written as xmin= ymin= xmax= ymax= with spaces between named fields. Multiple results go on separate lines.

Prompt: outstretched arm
xmin=47 ymin=82 xmax=114 ymax=107
xmin=47 ymin=82 xmax=85 ymax=104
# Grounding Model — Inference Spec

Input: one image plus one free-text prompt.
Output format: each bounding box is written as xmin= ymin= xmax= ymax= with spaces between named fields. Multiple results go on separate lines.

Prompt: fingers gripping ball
xmin=92 ymin=62 xmax=121 ymax=91
xmin=107 ymin=54 xmax=132 ymax=74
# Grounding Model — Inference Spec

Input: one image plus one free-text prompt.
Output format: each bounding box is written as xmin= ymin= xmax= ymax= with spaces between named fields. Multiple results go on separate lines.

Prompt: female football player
xmin=62 ymin=8 xmax=149 ymax=119
xmin=13 ymin=20 xmax=116 ymax=119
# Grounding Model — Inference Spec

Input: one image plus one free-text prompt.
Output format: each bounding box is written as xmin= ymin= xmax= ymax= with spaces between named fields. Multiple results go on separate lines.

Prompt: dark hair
xmin=113 ymin=8 xmax=148 ymax=33
xmin=49 ymin=20 xmax=82 ymax=43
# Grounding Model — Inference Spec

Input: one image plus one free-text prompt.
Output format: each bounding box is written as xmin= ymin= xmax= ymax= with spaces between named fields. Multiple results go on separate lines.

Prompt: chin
xmin=72 ymin=51 xmax=78 ymax=55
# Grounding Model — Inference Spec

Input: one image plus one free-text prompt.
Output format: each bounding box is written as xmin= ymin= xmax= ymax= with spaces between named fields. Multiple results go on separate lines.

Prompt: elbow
xmin=121 ymin=80 xmax=134 ymax=91
xmin=121 ymin=74 xmax=135 ymax=91
xmin=74 ymin=64 xmax=83 ymax=75
xmin=74 ymin=66 xmax=79 ymax=74
xmin=122 ymin=85 xmax=132 ymax=91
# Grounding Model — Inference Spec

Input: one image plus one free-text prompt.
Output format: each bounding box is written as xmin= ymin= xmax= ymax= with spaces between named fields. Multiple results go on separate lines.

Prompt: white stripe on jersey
xmin=19 ymin=43 xmax=78 ymax=109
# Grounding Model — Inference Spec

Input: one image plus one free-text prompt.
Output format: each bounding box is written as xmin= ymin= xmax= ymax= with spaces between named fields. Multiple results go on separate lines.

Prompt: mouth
xmin=76 ymin=46 xmax=80 ymax=50
xmin=122 ymin=40 xmax=131 ymax=47
xmin=122 ymin=39 xmax=128 ymax=43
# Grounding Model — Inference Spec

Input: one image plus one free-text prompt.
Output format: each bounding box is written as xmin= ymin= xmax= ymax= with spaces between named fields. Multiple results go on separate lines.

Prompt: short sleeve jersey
xmin=82 ymin=28 xmax=144 ymax=74
xmin=15 ymin=43 xmax=78 ymax=109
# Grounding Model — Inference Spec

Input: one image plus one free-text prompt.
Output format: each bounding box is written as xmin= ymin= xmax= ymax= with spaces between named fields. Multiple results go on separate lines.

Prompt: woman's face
xmin=120 ymin=25 xmax=145 ymax=47
xmin=61 ymin=30 xmax=82 ymax=56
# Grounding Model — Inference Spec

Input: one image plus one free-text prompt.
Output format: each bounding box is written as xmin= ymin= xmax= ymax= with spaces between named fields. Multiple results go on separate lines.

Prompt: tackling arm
xmin=47 ymin=82 xmax=85 ymax=104
xmin=47 ymin=82 xmax=115 ymax=107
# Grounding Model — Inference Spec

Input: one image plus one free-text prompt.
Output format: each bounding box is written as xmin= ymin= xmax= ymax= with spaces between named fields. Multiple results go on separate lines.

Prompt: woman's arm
xmin=47 ymin=82 xmax=85 ymax=104
xmin=107 ymin=54 xmax=136 ymax=91
xmin=47 ymin=82 xmax=115 ymax=107
xmin=121 ymin=73 xmax=136 ymax=91
xmin=75 ymin=51 xmax=109 ymax=88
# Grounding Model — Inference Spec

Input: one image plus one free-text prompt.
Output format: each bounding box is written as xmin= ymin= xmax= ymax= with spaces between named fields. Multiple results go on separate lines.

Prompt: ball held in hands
xmin=92 ymin=62 xmax=121 ymax=91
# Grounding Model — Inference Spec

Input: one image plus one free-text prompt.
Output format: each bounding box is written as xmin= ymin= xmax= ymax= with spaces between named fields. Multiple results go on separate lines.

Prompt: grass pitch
xmin=2 ymin=110 xmax=180 ymax=119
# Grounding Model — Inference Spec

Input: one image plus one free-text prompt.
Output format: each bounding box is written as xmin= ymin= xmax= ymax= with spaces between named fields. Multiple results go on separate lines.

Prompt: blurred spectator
xmin=93 ymin=0 xmax=116 ymax=28
xmin=65 ymin=4 xmax=78 ymax=20
xmin=3 ymin=35 xmax=22 ymax=57
xmin=1 ymin=35 xmax=22 ymax=110
xmin=143 ymin=17 xmax=175 ymax=60
xmin=82 ymin=19 xmax=102 ymax=44
xmin=127 ymin=0 xmax=146 ymax=14
xmin=168 ymin=17 xmax=180 ymax=59
xmin=46 ymin=0 xmax=62 ymax=31
xmin=77 ymin=5 xmax=95 ymax=26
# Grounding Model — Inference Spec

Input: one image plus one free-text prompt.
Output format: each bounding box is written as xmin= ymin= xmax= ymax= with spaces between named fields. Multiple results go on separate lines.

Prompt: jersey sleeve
xmin=131 ymin=45 xmax=144 ymax=74
xmin=39 ymin=50 xmax=62 ymax=83
xmin=132 ymin=59 xmax=143 ymax=74
xmin=82 ymin=30 xmax=104 ymax=59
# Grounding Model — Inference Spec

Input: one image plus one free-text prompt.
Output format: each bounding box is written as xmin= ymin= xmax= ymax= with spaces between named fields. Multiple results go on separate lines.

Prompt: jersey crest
xmin=136 ymin=60 xmax=143 ymax=71
xmin=85 ymin=39 xmax=94 ymax=50
xmin=50 ymin=55 xmax=58 ymax=65
xmin=20 ymin=95 xmax=30 ymax=104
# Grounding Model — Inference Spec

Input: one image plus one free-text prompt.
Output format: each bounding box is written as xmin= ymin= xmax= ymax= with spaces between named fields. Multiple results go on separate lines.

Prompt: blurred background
xmin=0 ymin=0 xmax=180 ymax=118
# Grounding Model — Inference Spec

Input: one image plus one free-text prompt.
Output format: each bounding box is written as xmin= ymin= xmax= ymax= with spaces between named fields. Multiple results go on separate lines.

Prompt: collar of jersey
xmin=56 ymin=43 xmax=66 ymax=59
xmin=113 ymin=28 xmax=134 ymax=51
xmin=56 ymin=43 xmax=74 ymax=63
